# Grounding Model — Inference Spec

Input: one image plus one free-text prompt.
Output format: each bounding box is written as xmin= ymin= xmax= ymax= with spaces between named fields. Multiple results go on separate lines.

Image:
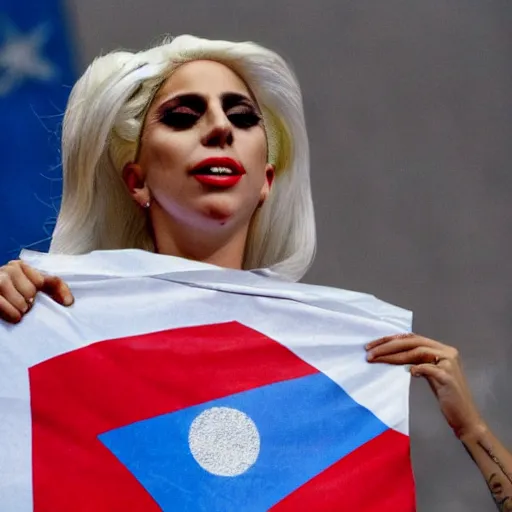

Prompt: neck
xmin=149 ymin=207 xmax=249 ymax=270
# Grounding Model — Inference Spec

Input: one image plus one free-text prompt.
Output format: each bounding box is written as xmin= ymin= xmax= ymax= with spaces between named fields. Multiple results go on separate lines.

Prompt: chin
xmin=205 ymin=207 xmax=235 ymax=224
xmin=199 ymin=197 xmax=256 ymax=227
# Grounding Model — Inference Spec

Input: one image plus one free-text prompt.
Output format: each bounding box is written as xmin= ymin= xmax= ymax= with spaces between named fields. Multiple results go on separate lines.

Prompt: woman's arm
xmin=366 ymin=333 xmax=512 ymax=511
xmin=460 ymin=424 xmax=512 ymax=511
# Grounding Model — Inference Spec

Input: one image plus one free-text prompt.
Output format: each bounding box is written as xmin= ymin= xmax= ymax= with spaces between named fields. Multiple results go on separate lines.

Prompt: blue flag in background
xmin=0 ymin=0 xmax=75 ymax=264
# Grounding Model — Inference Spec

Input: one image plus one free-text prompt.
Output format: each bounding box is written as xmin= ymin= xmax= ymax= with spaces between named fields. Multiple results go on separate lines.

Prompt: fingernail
xmin=63 ymin=295 xmax=73 ymax=306
xmin=366 ymin=352 xmax=374 ymax=361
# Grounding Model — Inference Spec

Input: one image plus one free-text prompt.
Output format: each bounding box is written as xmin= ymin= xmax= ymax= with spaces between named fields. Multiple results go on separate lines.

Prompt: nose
xmin=201 ymin=108 xmax=234 ymax=148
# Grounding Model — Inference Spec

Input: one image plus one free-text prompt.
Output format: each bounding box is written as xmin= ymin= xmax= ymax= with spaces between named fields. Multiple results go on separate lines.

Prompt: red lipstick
xmin=189 ymin=157 xmax=246 ymax=188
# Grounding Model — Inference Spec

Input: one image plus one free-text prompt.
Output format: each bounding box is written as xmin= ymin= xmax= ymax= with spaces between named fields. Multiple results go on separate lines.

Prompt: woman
xmin=0 ymin=34 xmax=510 ymax=509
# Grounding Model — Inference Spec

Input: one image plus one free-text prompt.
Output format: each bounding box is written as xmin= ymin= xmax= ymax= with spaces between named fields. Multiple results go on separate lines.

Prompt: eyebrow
xmin=157 ymin=92 xmax=258 ymax=111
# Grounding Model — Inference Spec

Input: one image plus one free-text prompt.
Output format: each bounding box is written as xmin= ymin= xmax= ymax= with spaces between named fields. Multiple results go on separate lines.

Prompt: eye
xmin=227 ymin=106 xmax=261 ymax=129
xmin=160 ymin=106 xmax=200 ymax=129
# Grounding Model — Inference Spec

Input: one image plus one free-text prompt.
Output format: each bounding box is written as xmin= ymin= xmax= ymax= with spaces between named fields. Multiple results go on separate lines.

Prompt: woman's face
xmin=135 ymin=60 xmax=274 ymax=233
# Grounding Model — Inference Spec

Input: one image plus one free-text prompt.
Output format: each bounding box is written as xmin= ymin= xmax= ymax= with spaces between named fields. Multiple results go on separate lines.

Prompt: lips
xmin=189 ymin=157 xmax=246 ymax=188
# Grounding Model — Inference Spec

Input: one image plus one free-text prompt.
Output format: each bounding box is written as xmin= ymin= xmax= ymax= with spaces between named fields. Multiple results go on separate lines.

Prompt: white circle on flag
xmin=188 ymin=406 xmax=260 ymax=477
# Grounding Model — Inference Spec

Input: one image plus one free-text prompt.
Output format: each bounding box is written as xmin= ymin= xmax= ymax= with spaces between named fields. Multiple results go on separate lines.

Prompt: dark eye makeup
xmin=160 ymin=107 xmax=200 ymax=129
xmin=226 ymin=105 xmax=261 ymax=129
xmin=157 ymin=93 xmax=261 ymax=130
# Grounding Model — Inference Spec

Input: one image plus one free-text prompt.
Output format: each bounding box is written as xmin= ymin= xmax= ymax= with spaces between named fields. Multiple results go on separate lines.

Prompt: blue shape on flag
xmin=0 ymin=0 xmax=75 ymax=263
xmin=99 ymin=373 xmax=388 ymax=511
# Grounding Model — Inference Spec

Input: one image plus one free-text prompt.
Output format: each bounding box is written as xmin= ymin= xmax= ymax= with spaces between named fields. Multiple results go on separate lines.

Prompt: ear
xmin=259 ymin=163 xmax=275 ymax=204
xmin=122 ymin=163 xmax=151 ymax=207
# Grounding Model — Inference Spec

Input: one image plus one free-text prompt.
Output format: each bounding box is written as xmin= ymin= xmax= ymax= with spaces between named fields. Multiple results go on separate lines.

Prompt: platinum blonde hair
xmin=51 ymin=35 xmax=316 ymax=281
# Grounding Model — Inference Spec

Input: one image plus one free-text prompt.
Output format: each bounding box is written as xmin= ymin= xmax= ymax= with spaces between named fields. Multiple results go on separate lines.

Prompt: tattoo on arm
xmin=478 ymin=441 xmax=512 ymax=512
xmin=488 ymin=473 xmax=512 ymax=511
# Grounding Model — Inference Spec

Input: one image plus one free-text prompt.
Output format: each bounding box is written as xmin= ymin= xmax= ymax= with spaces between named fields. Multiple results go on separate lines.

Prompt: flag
xmin=0 ymin=249 xmax=416 ymax=511
xmin=0 ymin=0 xmax=75 ymax=264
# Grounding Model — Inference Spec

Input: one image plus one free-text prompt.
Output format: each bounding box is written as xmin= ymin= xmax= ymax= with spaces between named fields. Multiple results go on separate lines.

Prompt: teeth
xmin=209 ymin=166 xmax=233 ymax=175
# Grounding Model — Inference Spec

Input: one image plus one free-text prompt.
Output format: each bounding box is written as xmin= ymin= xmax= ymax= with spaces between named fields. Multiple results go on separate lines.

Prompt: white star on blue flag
xmin=0 ymin=2 xmax=75 ymax=263
xmin=0 ymin=19 xmax=57 ymax=96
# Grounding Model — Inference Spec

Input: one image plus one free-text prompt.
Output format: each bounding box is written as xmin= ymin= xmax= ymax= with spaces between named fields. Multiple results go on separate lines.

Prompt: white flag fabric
xmin=0 ymin=249 xmax=416 ymax=512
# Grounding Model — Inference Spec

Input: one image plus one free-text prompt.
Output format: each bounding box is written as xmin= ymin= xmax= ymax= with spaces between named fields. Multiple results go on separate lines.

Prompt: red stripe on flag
xmin=30 ymin=321 xmax=317 ymax=512
xmin=271 ymin=429 xmax=416 ymax=512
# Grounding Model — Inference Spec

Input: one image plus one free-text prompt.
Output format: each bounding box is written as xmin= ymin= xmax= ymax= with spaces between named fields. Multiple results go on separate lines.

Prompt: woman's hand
xmin=365 ymin=333 xmax=485 ymax=439
xmin=366 ymin=333 xmax=512 ymax=511
xmin=0 ymin=260 xmax=74 ymax=324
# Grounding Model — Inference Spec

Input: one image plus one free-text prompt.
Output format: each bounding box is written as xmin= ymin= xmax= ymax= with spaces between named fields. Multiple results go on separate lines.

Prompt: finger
xmin=365 ymin=332 xmax=414 ymax=350
xmin=0 ymin=295 xmax=22 ymax=323
xmin=19 ymin=261 xmax=45 ymax=289
xmin=409 ymin=364 xmax=447 ymax=396
xmin=0 ymin=274 xmax=30 ymax=314
xmin=40 ymin=276 xmax=74 ymax=306
xmin=410 ymin=363 xmax=454 ymax=396
xmin=368 ymin=347 xmax=445 ymax=365
xmin=9 ymin=267 xmax=39 ymax=302
xmin=366 ymin=336 xmax=445 ymax=358
xmin=19 ymin=263 xmax=73 ymax=306
xmin=410 ymin=363 xmax=450 ymax=384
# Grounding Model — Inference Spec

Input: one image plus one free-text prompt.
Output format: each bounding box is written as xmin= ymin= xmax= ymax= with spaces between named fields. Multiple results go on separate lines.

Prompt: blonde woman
xmin=0 ymin=35 xmax=510 ymax=510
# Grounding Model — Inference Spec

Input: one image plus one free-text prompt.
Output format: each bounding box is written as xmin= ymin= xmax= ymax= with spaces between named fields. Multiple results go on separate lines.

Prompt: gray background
xmin=65 ymin=1 xmax=512 ymax=510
